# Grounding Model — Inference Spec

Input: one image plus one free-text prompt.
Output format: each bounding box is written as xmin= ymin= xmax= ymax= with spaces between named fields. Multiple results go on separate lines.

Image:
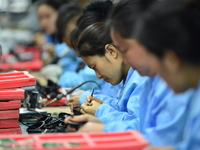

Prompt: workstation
xmin=0 ymin=0 xmax=200 ymax=150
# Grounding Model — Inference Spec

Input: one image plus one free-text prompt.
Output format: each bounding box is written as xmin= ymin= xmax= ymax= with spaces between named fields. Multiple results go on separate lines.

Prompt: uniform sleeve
xmin=78 ymin=90 xmax=101 ymax=104
xmin=95 ymin=95 xmax=139 ymax=125
xmin=103 ymin=119 xmax=140 ymax=131
xmin=175 ymin=90 xmax=200 ymax=150
xmin=143 ymin=88 xmax=195 ymax=146
xmin=176 ymin=116 xmax=200 ymax=150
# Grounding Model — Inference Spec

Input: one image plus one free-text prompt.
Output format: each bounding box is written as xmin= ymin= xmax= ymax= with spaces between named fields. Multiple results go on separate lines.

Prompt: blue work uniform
xmin=93 ymin=68 xmax=149 ymax=124
xmin=44 ymin=33 xmax=79 ymax=71
xmin=175 ymin=79 xmax=200 ymax=150
xmin=54 ymin=43 xmax=78 ymax=72
xmin=58 ymin=65 xmax=102 ymax=91
xmin=78 ymin=79 xmax=123 ymax=104
xmin=103 ymin=75 xmax=194 ymax=146
xmin=44 ymin=33 xmax=59 ymax=44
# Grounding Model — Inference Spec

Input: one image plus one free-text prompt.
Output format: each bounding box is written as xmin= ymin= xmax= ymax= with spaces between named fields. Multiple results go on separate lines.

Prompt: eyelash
xmin=92 ymin=65 xmax=96 ymax=70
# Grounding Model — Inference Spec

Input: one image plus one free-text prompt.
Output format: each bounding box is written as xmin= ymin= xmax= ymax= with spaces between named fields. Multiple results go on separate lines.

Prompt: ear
xmin=162 ymin=50 xmax=181 ymax=73
xmin=105 ymin=44 xmax=118 ymax=59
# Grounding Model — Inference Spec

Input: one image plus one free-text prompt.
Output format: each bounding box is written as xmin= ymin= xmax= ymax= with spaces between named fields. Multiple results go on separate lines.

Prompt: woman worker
xmin=65 ymin=0 xmax=194 ymax=147
xmin=133 ymin=0 xmax=200 ymax=149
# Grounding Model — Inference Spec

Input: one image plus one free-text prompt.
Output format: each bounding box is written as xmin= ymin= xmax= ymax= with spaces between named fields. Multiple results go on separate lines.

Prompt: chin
xmin=172 ymin=86 xmax=188 ymax=93
xmin=137 ymin=70 xmax=149 ymax=77
xmin=171 ymin=87 xmax=181 ymax=93
xmin=110 ymin=80 xmax=119 ymax=86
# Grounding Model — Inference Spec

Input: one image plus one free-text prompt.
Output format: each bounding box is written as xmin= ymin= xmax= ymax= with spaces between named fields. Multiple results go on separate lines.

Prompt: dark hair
xmin=70 ymin=0 xmax=113 ymax=49
xmin=107 ymin=0 xmax=156 ymax=38
xmin=135 ymin=0 xmax=200 ymax=63
xmin=76 ymin=22 xmax=112 ymax=57
xmin=37 ymin=0 xmax=75 ymax=10
xmin=56 ymin=3 xmax=81 ymax=43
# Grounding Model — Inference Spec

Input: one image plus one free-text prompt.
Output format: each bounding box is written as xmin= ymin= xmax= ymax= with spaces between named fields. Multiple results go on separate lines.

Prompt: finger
xmin=67 ymin=114 xmax=89 ymax=122
xmin=77 ymin=122 xmax=104 ymax=133
xmin=86 ymin=96 xmax=93 ymax=102
xmin=73 ymin=114 xmax=102 ymax=123
xmin=64 ymin=116 xmax=73 ymax=124
xmin=80 ymin=108 xmax=86 ymax=114
xmin=81 ymin=103 xmax=89 ymax=110
xmin=66 ymin=99 xmax=74 ymax=106
xmin=67 ymin=102 xmax=73 ymax=106
xmin=93 ymin=98 xmax=103 ymax=104
xmin=84 ymin=101 xmax=92 ymax=106
xmin=66 ymin=125 xmax=77 ymax=132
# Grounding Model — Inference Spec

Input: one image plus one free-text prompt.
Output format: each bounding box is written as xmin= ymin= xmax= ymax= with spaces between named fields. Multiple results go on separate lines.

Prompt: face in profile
xmin=37 ymin=4 xmax=58 ymax=34
xmin=111 ymin=28 xmax=160 ymax=77
xmin=64 ymin=16 xmax=80 ymax=47
xmin=157 ymin=50 xmax=193 ymax=93
xmin=81 ymin=45 xmax=125 ymax=85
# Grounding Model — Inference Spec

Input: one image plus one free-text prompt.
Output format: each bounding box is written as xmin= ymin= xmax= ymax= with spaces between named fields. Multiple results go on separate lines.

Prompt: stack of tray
xmin=0 ymin=71 xmax=36 ymax=134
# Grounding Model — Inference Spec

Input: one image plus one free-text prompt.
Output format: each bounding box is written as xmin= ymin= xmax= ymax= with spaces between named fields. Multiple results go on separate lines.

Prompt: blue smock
xmin=44 ymin=34 xmax=79 ymax=71
xmin=93 ymin=68 xmax=149 ymax=124
xmin=54 ymin=43 xmax=78 ymax=72
xmin=78 ymin=79 xmax=123 ymax=104
xmin=175 ymin=79 xmax=200 ymax=150
xmin=58 ymin=65 xmax=102 ymax=91
xmin=103 ymin=75 xmax=194 ymax=146
xmin=44 ymin=33 xmax=59 ymax=44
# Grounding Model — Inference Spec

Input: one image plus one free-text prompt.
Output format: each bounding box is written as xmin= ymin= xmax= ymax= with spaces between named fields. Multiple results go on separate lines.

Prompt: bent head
xmin=77 ymin=22 xmax=128 ymax=85
xmin=56 ymin=3 xmax=81 ymax=46
xmin=37 ymin=0 xmax=73 ymax=34
xmin=108 ymin=0 xmax=159 ymax=77
xmin=70 ymin=0 xmax=113 ymax=49
xmin=134 ymin=0 xmax=200 ymax=92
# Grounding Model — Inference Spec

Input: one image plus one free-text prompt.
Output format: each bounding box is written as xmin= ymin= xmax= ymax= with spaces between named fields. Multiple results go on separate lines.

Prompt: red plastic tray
xmin=0 ymin=131 xmax=148 ymax=150
xmin=0 ymin=119 xmax=19 ymax=128
xmin=0 ymin=100 xmax=21 ymax=110
xmin=0 ymin=71 xmax=36 ymax=89
xmin=0 ymin=88 xmax=24 ymax=100
xmin=15 ymin=45 xmax=41 ymax=60
xmin=0 ymin=127 xmax=22 ymax=134
xmin=0 ymin=45 xmax=42 ymax=71
xmin=0 ymin=110 xmax=19 ymax=120
xmin=0 ymin=59 xmax=42 ymax=72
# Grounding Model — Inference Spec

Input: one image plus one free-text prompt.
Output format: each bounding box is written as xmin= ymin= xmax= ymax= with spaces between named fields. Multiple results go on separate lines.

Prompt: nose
xmin=95 ymin=71 xmax=102 ymax=79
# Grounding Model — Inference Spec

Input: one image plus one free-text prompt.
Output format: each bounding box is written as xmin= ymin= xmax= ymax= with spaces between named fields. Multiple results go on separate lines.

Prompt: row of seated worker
xmin=4 ymin=0 xmax=198 ymax=149
xmin=57 ymin=0 xmax=199 ymax=150
xmin=32 ymin=0 xmax=102 ymax=91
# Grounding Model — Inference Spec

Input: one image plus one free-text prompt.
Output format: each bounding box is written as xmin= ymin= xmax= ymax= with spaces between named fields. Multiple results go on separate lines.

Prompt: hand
xmin=80 ymin=100 xmax=102 ymax=115
xmin=33 ymin=32 xmax=46 ymax=48
xmin=86 ymin=96 xmax=103 ymax=104
xmin=64 ymin=114 xmax=102 ymax=132
xmin=143 ymin=146 xmax=174 ymax=150
xmin=78 ymin=122 xmax=105 ymax=132
xmin=43 ymin=44 xmax=55 ymax=54
xmin=67 ymin=96 xmax=80 ymax=106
